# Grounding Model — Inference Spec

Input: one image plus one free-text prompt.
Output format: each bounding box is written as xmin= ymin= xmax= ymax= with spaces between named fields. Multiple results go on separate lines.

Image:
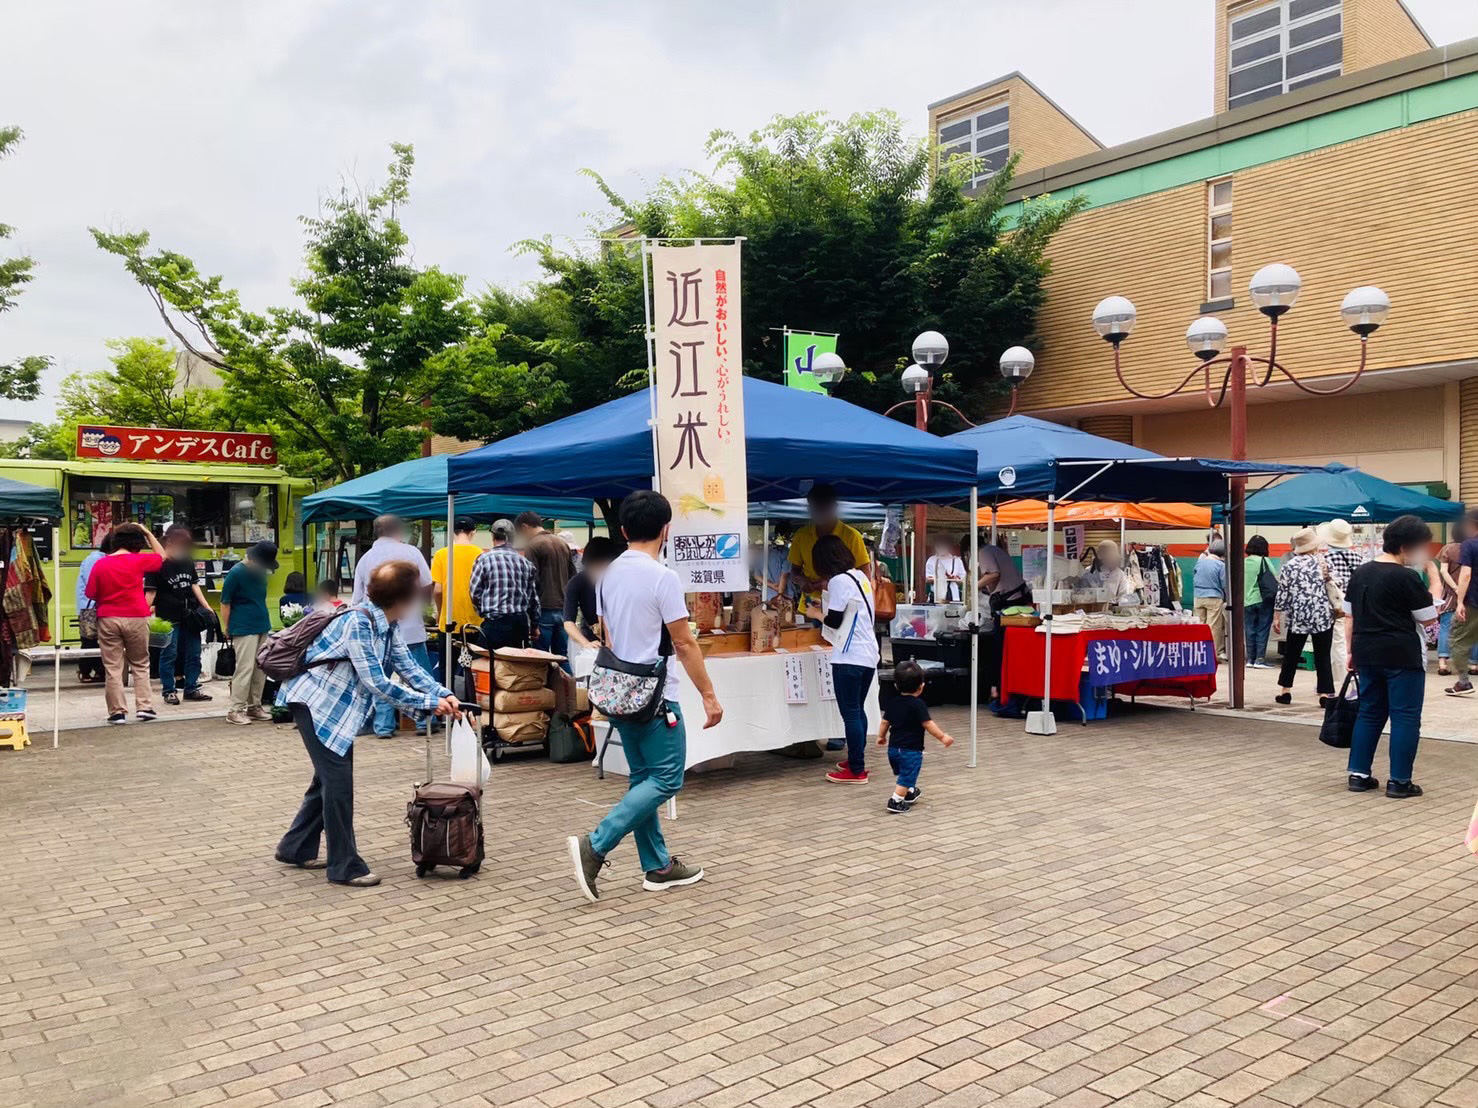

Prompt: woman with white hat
xmin=1320 ymin=519 xmax=1364 ymax=678
xmin=1272 ymin=526 xmax=1338 ymax=706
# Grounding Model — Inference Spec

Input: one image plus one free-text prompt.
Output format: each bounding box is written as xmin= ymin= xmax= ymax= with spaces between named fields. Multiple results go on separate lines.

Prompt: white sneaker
xmin=225 ymin=710 xmax=252 ymax=726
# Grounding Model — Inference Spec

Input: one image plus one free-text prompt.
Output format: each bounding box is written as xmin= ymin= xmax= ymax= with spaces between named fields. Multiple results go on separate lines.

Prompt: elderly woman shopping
xmin=1273 ymin=527 xmax=1338 ymax=707
xmin=274 ymin=560 xmax=463 ymax=887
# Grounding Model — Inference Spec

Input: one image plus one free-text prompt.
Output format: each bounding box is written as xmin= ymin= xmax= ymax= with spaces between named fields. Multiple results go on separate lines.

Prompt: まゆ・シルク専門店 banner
xmin=76 ymin=426 xmax=278 ymax=465
xmin=650 ymin=243 xmax=748 ymax=592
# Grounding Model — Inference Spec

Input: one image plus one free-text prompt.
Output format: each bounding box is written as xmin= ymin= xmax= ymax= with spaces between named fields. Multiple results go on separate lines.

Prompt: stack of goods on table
xmin=469 ymin=647 xmax=594 ymax=763
xmin=691 ymin=590 xmax=825 ymax=656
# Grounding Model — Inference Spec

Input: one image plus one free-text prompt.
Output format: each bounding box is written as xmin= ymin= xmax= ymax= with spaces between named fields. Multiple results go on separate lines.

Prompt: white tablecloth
xmin=588 ymin=646 xmax=881 ymax=776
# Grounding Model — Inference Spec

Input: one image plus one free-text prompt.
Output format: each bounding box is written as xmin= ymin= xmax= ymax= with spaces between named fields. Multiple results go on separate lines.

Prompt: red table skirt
xmin=1001 ymin=625 xmax=1218 ymax=705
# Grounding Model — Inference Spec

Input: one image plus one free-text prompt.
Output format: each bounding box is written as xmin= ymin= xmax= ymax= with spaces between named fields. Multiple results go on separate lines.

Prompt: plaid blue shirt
xmin=276 ymin=605 xmax=451 ymax=755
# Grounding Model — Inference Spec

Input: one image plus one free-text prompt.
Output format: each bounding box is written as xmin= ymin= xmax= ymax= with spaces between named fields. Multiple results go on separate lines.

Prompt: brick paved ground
xmin=4 ymin=706 xmax=1478 ymax=1108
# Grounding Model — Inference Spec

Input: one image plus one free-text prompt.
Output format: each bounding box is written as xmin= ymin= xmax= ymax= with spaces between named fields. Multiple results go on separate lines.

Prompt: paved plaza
xmin=4 ymin=704 xmax=1478 ymax=1108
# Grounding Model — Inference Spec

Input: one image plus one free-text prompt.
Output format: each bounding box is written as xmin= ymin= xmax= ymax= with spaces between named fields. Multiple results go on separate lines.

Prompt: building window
xmin=1228 ymin=0 xmax=1342 ymax=110
xmin=1207 ymin=178 xmax=1233 ymax=301
xmin=937 ymin=99 xmax=1010 ymax=190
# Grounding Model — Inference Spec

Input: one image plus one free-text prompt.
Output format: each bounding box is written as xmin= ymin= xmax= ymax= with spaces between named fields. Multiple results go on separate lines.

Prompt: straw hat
xmin=1319 ymin=518 xmax=1354 ymax=549
xmin=1290 ymin=526 xmax=1321 ymax=555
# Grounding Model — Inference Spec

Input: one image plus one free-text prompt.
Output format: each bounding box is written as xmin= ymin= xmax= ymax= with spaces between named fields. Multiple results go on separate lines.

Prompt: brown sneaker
xmin=247 ymin=706 xmax=273 ymax=721
xmin=225 ymin=710 xmax=253 ymax=725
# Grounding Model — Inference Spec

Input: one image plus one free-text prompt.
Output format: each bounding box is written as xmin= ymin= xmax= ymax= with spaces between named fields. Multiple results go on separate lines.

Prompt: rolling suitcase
xmin=405 ymin=712 xmax=484 ymax=879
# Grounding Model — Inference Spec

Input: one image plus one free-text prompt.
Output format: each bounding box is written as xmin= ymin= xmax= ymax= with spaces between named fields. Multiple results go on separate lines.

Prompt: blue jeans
xmin=1348 ymin=666 xmax=1426 ymax=783
xmin=888 ymin=747 xmax=923 ymax=788
xmin=832 ymin=663 xmax=874 ymax=774
xmin=535 ymin=609 xmax=571 ymax=673
xmin=590 ymin=702 xmax=685 ymax=873
xmin=159 ymin=625 xmax=202 ymax=694
xmin=373 ymin=642 xmax=434 ymax=736
xmin=1437 ymin=610 xmax=1453 ymax=658
xmin=1244 ymin=599 xmax=1274 ymax=664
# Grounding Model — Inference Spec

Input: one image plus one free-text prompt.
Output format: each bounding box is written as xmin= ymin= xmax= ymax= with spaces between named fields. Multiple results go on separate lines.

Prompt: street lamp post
xmin=1093 ymin=267 xmax=1389 ymax=710
xmin=811 ymin=350 xmax=848 ymax=396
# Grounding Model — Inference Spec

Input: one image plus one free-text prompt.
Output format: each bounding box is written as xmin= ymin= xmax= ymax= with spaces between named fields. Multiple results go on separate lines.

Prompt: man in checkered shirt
xmin=469 ymin=519 xmax=540 ymax=649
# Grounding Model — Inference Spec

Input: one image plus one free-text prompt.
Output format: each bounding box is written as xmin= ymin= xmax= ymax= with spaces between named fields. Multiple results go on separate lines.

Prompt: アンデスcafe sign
xmin=76 ymin=425 xmax=278 ymax=465
xmin=650 ymin=242 xmax=749 ymax=591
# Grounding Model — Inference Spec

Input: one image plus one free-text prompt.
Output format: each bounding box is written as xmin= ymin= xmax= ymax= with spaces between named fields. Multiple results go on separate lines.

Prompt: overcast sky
xmin=2 ymin=0 xmax=1473 ymax=421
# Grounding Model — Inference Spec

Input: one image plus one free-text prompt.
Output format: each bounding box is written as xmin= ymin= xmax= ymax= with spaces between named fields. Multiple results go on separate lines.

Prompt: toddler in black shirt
xmin=877 ymin=660 xmax=955 ymax=814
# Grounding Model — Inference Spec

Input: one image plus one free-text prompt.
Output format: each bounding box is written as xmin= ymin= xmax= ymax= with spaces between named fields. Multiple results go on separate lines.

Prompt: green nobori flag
xmin=783 ymin=331 xmax=839 ymax=393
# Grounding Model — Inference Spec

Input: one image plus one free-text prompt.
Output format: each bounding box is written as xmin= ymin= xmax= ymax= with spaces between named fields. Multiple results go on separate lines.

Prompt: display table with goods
xmin=887 ymin=603 xmax=977 ymax=704
xmin=575 ymin=593 xmax=883 ymax=776
xmin=1000 ymin=614 xmax=1217 ymax=723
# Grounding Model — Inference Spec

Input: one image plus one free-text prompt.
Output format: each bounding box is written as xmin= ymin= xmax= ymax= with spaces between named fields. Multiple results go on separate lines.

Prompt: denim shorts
xmin=888 ymin=747 xmax=924 ymax=788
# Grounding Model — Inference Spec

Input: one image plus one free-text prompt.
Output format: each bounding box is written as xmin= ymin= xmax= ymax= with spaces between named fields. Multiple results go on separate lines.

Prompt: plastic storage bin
xmin=889 ymin=604 xmax=949 ymax=641
xmin=0 ymin=687 xmax=26 ymax=714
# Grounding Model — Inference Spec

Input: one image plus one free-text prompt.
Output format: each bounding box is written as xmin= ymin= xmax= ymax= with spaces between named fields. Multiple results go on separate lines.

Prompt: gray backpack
xmin=255 ymin=608 xmax=354 ymax=682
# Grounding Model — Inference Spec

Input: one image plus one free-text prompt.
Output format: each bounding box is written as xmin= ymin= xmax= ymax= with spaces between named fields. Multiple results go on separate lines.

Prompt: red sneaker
xmin=826 ymin=767 xmax=869 ymax=783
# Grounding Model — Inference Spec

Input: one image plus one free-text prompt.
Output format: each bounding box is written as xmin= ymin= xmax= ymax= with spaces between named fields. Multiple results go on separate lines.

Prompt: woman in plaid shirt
xmin=275 ymin=561 xmax=463 ymax=887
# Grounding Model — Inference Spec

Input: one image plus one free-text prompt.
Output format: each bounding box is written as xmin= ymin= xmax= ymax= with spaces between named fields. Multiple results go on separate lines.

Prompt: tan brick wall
xmin=930 ymin=77 xmax=1098 ymax=182
xmin=1019 ymin=109 xmax=1478 ymax=412
xmin=1345 ymin=0 xmax=1430 ymax=74
xmin=1463 ymin=378 xmax=1478 ymax=503
xmin=1008 ymin=79 xmax=1101 ymax=175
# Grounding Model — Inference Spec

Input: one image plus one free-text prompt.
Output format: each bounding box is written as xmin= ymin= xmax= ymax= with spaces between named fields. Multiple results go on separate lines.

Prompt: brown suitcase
xmin=405 ymin=716 xmax=484 ymax=879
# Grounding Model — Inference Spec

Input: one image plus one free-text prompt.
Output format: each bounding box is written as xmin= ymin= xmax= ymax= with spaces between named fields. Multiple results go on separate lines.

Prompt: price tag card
xmin=783 ymin=655 xmax=808 ymax=704
xmin=815 ymin=655 xmax=836 ymax=701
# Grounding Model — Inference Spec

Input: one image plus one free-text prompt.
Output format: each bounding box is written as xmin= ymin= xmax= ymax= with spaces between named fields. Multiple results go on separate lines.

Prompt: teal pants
xmin=590 ymin=702 xmax=686 ymax=873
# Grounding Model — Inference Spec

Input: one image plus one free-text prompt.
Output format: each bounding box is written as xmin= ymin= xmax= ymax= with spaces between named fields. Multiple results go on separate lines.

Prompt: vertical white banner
xmin=651 ymin=243 xmax=749 ymax=591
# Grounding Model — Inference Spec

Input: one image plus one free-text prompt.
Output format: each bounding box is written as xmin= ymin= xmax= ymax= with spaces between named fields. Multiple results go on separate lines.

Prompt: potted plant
xmin=147 ymin=616 xmax=174 ymax=650
xmin=279 ymin=602 xmax=307 ymax=627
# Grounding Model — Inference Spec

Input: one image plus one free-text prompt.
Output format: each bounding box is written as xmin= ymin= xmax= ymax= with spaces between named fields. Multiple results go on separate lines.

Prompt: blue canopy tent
xmin=445 ymin=377 xmax=979 ymax=504
xmin=1235 ymin=463 xmax=1465 ymax=525
xmin=0 ymin=476 xmax=62 ymax=520
xmin=301 ymin=455 xmax=594 ymax=525
xmin=749 ymin=500 xmax=888 ymax=524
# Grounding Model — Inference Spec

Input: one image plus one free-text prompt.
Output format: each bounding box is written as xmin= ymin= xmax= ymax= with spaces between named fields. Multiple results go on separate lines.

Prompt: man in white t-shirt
xmin=568 ymin=491 xmax=722 ymax=903
xmin=351 ymin=515 xmax=435 ymax=738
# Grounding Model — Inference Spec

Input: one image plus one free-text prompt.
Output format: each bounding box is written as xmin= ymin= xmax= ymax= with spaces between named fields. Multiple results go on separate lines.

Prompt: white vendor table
xmin=588 ymin=646 xmax=881 ymax=776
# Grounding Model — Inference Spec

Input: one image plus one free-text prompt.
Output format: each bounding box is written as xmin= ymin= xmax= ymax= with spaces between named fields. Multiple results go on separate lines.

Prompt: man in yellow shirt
xmin=788 ymin=484 xmax=869 ymax=611
xmin=430 ymin=518 xmax=484 ymax=631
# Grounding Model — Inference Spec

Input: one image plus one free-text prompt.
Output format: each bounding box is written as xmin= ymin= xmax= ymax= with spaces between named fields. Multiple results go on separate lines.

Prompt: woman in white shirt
xmin=924 ymin=540 xmax=965 ymax=603
xmin=807 ymin=535 xmax=879 ymax=784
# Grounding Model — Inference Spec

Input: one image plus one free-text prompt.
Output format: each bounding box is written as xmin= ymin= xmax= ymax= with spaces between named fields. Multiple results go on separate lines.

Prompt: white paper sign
xmin=815 ymin=655 xmax=836 ymax=701
xmin=651 ymin=243 xmax=749 ymax=592
xmin=1063 ymin=525 xmax=1085 ymax=563
xmin=783 ymin=655 xmax=808 ymax=704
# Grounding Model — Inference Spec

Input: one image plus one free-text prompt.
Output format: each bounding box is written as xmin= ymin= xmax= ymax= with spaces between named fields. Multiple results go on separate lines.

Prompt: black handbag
xmin=214 ymin=642 xmax=237 ymax=679
xmin=1256 ymin=557 xmax=1278 ymax=603
xmin=1319 ymin=671 xmax=1359 ymax=748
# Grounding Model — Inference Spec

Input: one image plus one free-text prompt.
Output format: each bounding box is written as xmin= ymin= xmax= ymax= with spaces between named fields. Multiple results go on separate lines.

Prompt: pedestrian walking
xmin=74 ymin=533 xmax=112 ymax=684
xmin=469 ymin=519 xmax=539 ymax=650
xmin=1320 ymin=519 xmax=1364 ymax=678
xmin=516 ymin=511 xmax=574 ymax=667
xmin=84 ymin=522 xmax=166 ymax=725
xmin=148 ymin=524 xmax=214 ymax=705
xmin=275 ymin=560 xmax=462 ymax=887
xmin=1243 ymin=535 xmax=1278 ymax=667
xmin=1445 ymin=510 xmax=1478 ymax=697
xmin=1193 ymin=539 xmax=1229 ymax=660
xmin=562 ymin=535 xmax=623 ymax=651
xmin=431 ymin=518 xmax=483 ymax=633
xmin=351 ymin=515 xmax=435 ymax=737
xmin=1344 ymin=515 xmax=1439 ymax=798
xmin=221 ymin=541 xmax=277 ymax=725
xmin=1435 ymin=517 xmax=1467 ymax=677
xmin=1273 ymin=527 xmax=1337 ymax=706
xmin=567 ymin=491 xmax=722 ymax=902
xmin=808 ymin=535 xmax=879 ymax=784
xmin=875 ymin=660 xmax=955 ymax=814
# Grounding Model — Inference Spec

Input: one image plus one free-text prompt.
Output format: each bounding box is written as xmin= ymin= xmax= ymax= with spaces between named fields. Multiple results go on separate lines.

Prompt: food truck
xmin=0 ymin=426 xmax=314 ymax=647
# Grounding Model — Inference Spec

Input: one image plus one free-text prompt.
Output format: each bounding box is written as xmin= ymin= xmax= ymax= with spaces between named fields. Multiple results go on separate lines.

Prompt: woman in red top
xmin=85 ymin=522 xmax=167 ymax=725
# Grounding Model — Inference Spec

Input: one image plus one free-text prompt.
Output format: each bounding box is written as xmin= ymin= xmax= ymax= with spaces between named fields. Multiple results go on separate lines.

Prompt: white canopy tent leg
xmin=989 ymin=505 xmax=997 ymax=546
xmin=446 ymin=493 xmax=456 ymax=685
xmin=968 ymin=486 xmax=979 ymax=769
xmin=53 ymin=524 xmax=61 ymax=749
xmin=1026 ymin=498 xmax=1058 ymax=736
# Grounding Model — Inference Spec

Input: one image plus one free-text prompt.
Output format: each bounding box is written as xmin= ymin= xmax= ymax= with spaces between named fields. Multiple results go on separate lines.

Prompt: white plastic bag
xmin=448 ymin=715 xmax=491 ymax=786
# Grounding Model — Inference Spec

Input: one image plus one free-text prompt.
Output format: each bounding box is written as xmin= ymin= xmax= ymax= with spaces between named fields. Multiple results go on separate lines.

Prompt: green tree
xmin=2 ymin=337 xmax=236 ymax=460
xmin=497 ymin=111 xmax=1084 ymax=428
xmin=92 ymin=144 xmax=481 ymax=483
xmin=1 ymin=126 xmax=49 ymax=402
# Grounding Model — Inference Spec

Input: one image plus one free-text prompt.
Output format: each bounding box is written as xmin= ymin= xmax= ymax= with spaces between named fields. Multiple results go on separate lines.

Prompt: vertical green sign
xmin=783 ymin=331 xmax=839 ymax=393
